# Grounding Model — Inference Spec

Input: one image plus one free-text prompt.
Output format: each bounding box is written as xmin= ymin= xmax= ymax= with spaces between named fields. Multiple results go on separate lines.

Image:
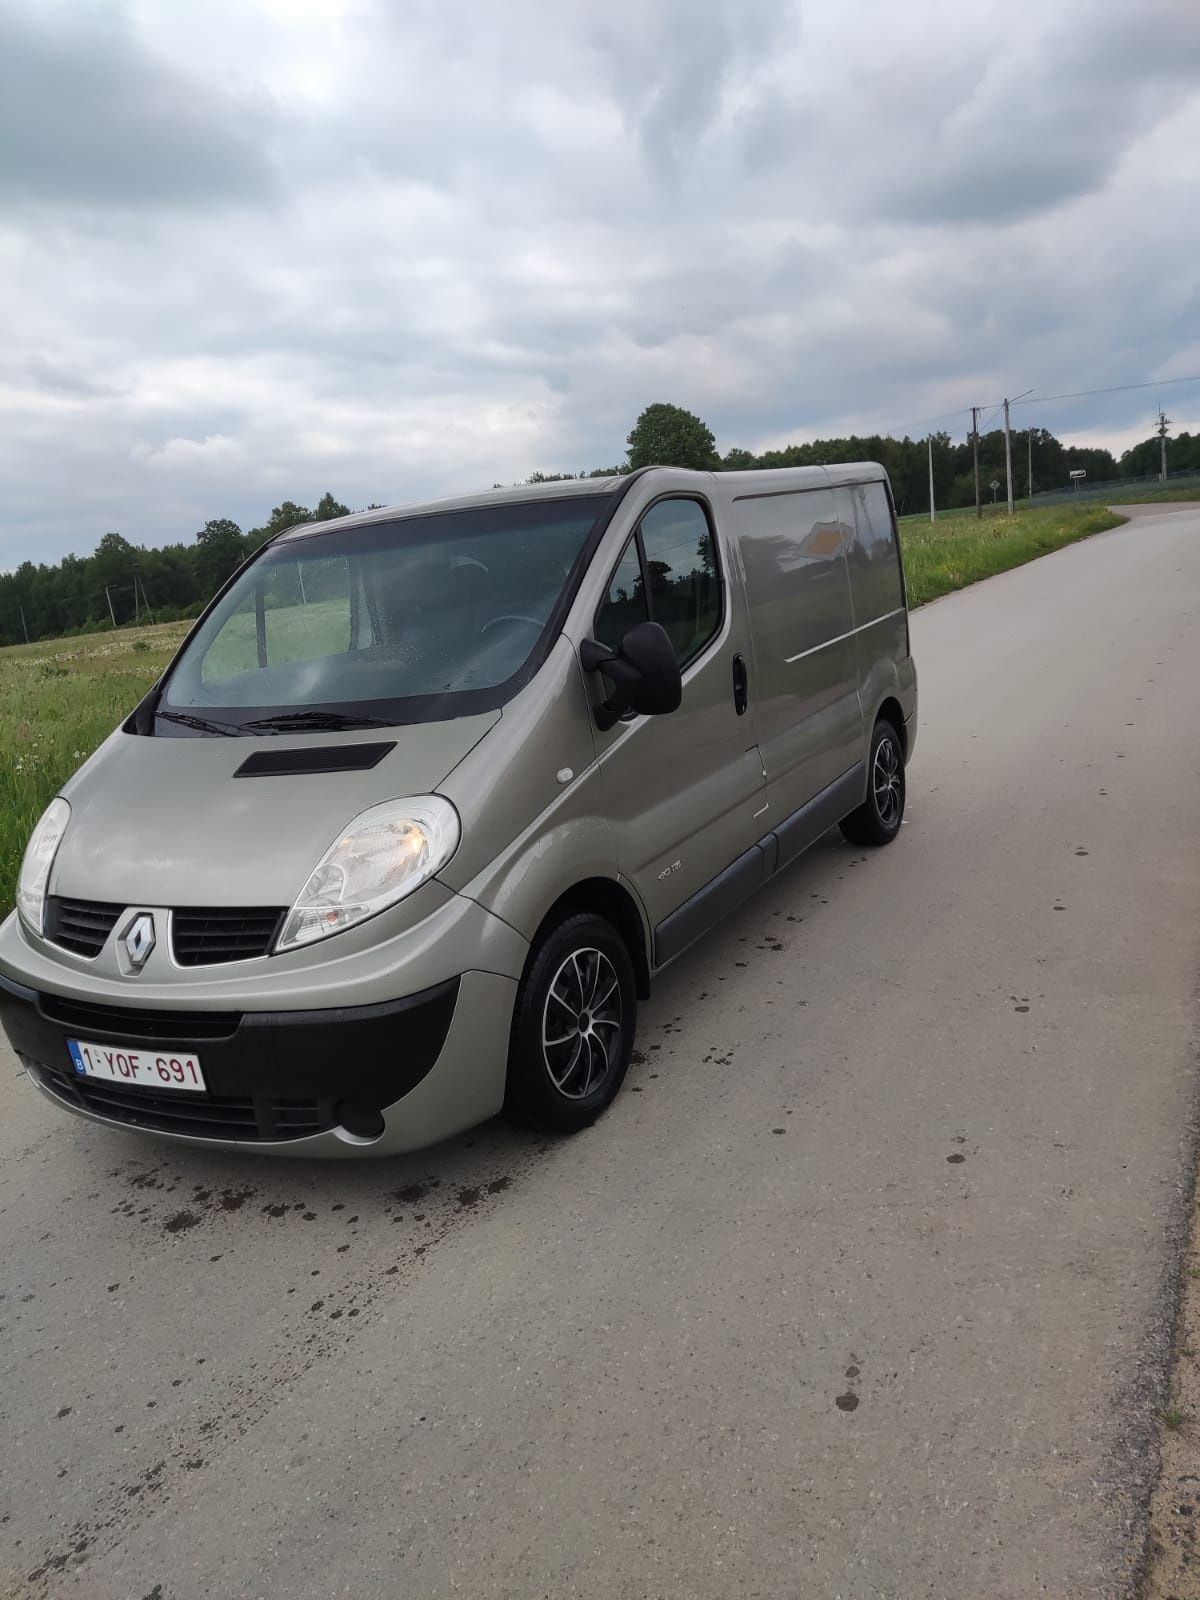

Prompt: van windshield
xmin=156 ymin=495 xmax=612 ymax=733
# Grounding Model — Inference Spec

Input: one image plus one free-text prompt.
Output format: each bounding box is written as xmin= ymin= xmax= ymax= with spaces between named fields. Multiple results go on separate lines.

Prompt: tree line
xmin=525 ymin=400 xmax=1159 ymax=515
xmin=2 ymin=402 xmax=1191 ymax=647
xmin=0 ymin=493 xmax=353 ymax=648
xmin=622 ymin=403 xmax=1125 ymax=513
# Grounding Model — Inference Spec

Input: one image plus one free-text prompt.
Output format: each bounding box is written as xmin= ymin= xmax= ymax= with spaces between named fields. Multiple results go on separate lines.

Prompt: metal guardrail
xmin=1029 ymin=470 xmax=1200 ymax=506
xmin=896 ymin=471 xmax=1200 ymax=522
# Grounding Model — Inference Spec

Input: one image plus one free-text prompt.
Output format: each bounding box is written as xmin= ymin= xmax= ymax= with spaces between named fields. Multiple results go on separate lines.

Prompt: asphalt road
xmin=3 ymin=503 xmax=1199 ymax=1600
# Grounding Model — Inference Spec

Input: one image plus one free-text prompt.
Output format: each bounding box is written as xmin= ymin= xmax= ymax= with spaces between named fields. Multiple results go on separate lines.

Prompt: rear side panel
xmin=836 ymin=479 xmax=917 ymax=742
xmin=729 ymin=486 xmax=864 ymax=824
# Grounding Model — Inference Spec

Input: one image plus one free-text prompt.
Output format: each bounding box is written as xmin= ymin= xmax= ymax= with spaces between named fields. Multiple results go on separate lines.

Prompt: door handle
xmin=732 ymin=654 xmax=749 ymax=716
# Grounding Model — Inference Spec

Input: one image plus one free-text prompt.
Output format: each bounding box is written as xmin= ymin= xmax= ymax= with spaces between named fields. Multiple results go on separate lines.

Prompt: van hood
xmin=52 ymin=713 xmax=500 ymax=909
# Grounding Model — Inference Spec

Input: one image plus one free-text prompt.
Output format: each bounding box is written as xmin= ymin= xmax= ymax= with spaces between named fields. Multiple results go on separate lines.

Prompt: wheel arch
xmin=530 ymin=877 xmax=652 ymax=1000
xmin=874 ymin=695 xmax=907 ymax=757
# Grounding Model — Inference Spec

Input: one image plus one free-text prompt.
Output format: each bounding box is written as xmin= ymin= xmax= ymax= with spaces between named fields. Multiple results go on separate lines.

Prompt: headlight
xmin=17 ymin=796 xmax=71 ymax=936
xmin=276 ymin=796 xmax=460 ymax=953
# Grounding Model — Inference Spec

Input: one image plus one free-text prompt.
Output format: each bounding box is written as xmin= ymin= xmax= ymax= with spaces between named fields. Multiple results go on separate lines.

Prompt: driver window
xmin=639 ymin=499 xmax=721 ymax=667
xmin=595 ymin=537 xmax=648 ymax=651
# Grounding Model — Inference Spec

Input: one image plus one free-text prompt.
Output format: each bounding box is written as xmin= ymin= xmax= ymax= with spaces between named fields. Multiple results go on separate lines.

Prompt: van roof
xmin=278 ymin=474 xmax=625 ymax=542
xmin=279 ymin=461 xmax=889 ymax=542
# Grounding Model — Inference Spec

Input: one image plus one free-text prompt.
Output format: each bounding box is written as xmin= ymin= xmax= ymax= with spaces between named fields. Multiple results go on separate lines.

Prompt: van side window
xmin=594 ymin=537 xmax=648 ymax=651
xmin=733 ymin=487 xmax=853 ymax=665
xmin=638 ymin=499 xmax=721 ymax=667
xmin=846 ymin=482 xmax=904 ymax=622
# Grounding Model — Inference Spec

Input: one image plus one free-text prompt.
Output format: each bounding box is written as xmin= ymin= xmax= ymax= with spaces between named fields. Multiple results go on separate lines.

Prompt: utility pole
xmin=19 ymin=605 xmax=30 ymax=644
xmin=1028 ymin=430 xmax=1033 ymax=501
xmin=928 ymin=435 xmax=936 ymax=523
xmin=1157 ymin=408 xmax=1170 ymax=482
xmin=104 ymin=585 xmax=118 ymax=628
xmin=133 ymin=569 xmax=140 ymax=626
xmin=1003 ymin=398 xmax=1014 ymax=516
xmin=971 ymin=406 xmax=981 ymax=519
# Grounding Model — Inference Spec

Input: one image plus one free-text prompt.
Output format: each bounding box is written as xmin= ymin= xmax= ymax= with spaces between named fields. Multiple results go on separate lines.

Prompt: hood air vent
xmin=234 ymin=742 xmax=396 ymax=778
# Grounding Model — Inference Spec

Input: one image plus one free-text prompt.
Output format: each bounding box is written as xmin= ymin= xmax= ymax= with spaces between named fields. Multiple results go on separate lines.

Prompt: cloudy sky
xmin=2 ymin=0 xmax=1199 ymax=567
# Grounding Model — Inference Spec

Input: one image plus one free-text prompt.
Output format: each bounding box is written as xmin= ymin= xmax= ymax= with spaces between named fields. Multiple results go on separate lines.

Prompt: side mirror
xmin=580 ymin=622 xmax=682 ymax=731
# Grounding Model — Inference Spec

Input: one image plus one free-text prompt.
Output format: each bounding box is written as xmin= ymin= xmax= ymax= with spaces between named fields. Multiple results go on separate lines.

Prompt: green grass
xmin=0 ymin=621 xmax=190 ymax=913
xmin=899 ymin=502 xmax=1125 ymax=607
xmin=0 ymin=498 xmax=1150 ymax=910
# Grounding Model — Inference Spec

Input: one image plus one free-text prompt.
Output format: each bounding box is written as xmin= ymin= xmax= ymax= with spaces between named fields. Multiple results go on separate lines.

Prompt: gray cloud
xmin=884 ymin=5 xmax=1200 ymax=223
xmin=0 ymin=1 xmax=281 ymax=209
xmin=0 ymin=0 xmax=1198 ymax=572
xmin=13 ymin=354 xmax=121 ymax=399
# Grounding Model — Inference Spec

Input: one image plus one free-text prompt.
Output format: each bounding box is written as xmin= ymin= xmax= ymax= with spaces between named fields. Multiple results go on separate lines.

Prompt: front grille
xmin=43 ymin=899 xmax=283 ymax=967
xmin=172 ymin=907 xmax=286 ymax=967
xmin=27 ymin=1058 xmax=334 ymax=1142
xmin=44 ymin=898 xmax=122 ymax=959
xmin=39 ymin=993 xmax=240 ymax=1043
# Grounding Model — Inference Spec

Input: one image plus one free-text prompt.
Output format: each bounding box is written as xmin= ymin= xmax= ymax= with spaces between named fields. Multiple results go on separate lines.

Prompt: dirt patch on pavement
xmin=1143 ymin=1197 xmax=1200 ymax=1596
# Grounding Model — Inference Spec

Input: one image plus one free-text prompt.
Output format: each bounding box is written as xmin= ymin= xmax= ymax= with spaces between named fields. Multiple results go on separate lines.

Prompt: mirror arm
xmin=580 ymin=637 xmax=640 ymax=731
xmin=579 ymin=638 xmax=614 ymax=673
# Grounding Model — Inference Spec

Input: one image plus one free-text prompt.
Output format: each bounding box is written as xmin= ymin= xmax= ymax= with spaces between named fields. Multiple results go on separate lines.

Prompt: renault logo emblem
xmin=120 ymin=912 xmax=156 ymax=972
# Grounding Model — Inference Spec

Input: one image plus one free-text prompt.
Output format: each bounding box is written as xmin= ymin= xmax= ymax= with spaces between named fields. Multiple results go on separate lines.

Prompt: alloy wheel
xmin=541 ymin=948 xmax=623 ymax=1100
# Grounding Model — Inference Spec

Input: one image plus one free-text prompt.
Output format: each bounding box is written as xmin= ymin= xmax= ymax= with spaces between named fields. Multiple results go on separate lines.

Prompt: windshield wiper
xmin=240 ymin=710 xmax=396 ymax=734
xmin=155 ymin=710 xmax=238 ymax=737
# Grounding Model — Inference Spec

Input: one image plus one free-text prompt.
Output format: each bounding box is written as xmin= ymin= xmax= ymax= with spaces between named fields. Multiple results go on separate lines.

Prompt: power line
xmin=1007 ymin=374 xmax=1200 ymax=408
xmin=889 ymin=404 xmax=976 ymax=436
xmin=889 ymin=371 xmax=1200 ymax=442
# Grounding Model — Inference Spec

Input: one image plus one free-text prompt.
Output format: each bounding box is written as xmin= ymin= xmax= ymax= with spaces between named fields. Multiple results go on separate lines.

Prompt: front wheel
xmin=840 ymin=718 xmax=905 ymax=846
xmin=505 ymin=912 xmax=636 ymax=1134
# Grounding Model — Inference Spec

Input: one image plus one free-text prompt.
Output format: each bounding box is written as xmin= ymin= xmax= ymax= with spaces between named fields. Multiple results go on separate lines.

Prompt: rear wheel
xmin=840 ymin=718 xmax=905 ymax=846
xmin=505 ymin=912 xmax=636 ymax=1134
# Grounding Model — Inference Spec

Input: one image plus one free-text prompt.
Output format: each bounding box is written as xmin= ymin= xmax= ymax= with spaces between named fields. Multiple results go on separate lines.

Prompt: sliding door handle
xmin=732 ymin=654 xmax=749 ymax=715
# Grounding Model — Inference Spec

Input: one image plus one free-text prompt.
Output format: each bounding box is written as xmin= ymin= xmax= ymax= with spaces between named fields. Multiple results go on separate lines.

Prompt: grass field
xmin=0 ymin=622 xmax=190 ymax=913
xmin=900 ymin=501 xmax=1124 ymax=606
xmin=0 ymin=500 xmax=1133 ymax=910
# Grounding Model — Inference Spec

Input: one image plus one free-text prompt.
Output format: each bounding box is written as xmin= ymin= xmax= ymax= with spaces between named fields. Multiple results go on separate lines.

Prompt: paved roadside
xmin=2 ymin=503 xmax=1199 ymax=1599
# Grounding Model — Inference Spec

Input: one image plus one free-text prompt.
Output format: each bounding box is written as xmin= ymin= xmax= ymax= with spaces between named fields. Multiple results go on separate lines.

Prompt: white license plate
xmin=67 ymin=1038 xmax=207 ymax=1094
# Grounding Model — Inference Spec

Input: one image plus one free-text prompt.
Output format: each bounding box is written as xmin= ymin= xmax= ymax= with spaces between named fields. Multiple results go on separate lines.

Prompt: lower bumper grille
xmin=39 ymin=993 xmax=240 ymax=1042
xmin=27 ymin=1058 xmax=336 ymax=1143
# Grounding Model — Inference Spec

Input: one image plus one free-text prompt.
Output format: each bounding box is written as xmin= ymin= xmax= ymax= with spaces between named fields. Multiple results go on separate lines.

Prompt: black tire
xmin=505 ymin=912 xmax=637 ymax=1134
xmin=840 ymin=718 xmax=906 ymax=846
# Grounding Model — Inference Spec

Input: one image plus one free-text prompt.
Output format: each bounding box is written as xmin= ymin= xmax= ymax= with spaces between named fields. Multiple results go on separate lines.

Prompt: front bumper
xmin=0 ymin=886 xmax=528 ymax=1155
xmin=0 ymin=965 xmax=521 ymax=1158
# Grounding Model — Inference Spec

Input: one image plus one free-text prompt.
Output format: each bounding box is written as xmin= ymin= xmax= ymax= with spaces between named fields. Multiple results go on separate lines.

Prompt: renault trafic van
xmin=0 ymin=464 xmax=916 ymax=1156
